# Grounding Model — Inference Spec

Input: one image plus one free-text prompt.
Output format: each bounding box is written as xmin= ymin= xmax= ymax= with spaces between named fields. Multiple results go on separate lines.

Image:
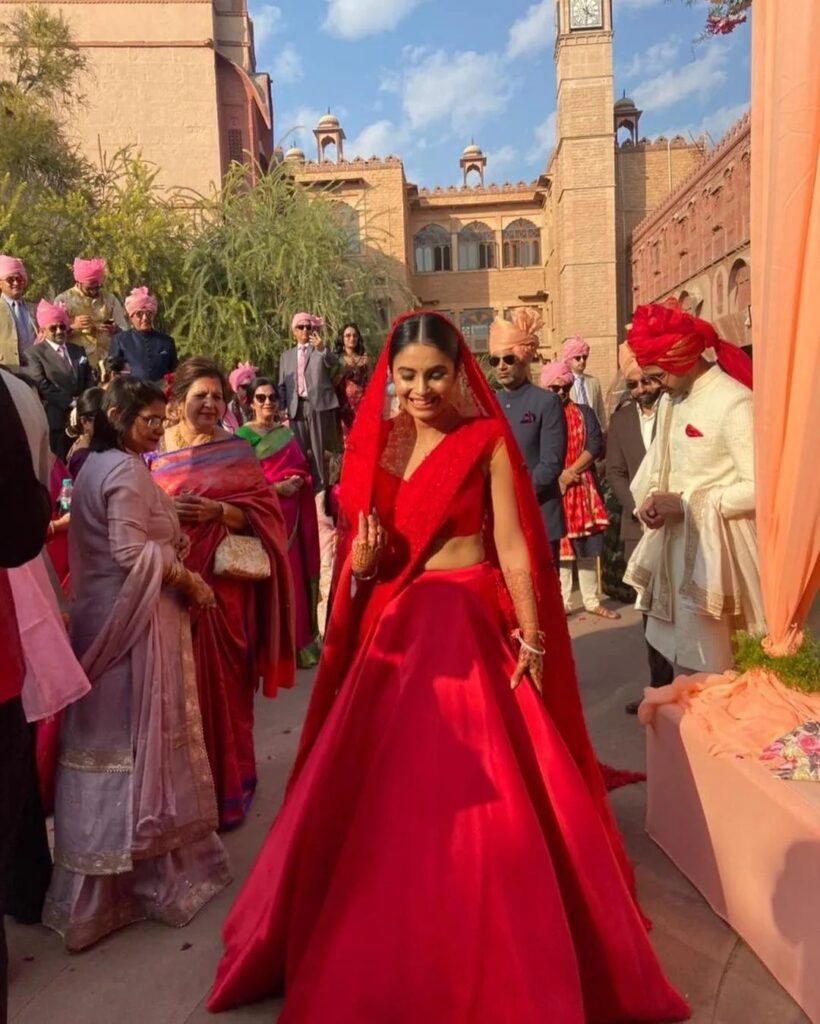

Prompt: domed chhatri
xmin=284 ymin=146 xmax=306 ymax=162
xmin=314 ymin=110 xmax=346 ymax=163
xmin=614 ymin=94 xmax=637 ymax=111
xmin=460 ymin=140 xmax=487 ymax=187
xmin=462 ymin=142 xmax=484 ymax=157
xmin=317 ymin=112 xmax=340 ymax=130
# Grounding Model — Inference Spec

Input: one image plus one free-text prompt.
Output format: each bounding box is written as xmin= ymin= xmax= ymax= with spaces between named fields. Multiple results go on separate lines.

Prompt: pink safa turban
xmin=124 ymin=286 xmax=158 ymax=317
xmin=228 ymin=361 xmax=259 ymax=393
xmin=540 ymin=360 xmax=573 ymax=388
xmin=73 ymin=257 xmax=107 ymax=286
xmin=36 ymin=299 xmax=70 ymax=330
xmin=561 ymin=335 xmax=590 ymax=361
xmin=0 ymin=255 xmax=27 ymax=284
xmin=488 ymin=307 xmax=543 ymax=360
xmin=291 ymin=311 xmax=325 ymax=332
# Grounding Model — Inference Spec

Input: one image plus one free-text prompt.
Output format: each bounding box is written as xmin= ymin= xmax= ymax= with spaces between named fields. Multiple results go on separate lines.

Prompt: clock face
xmin=569 ymin=0 xmax=604 ymax=29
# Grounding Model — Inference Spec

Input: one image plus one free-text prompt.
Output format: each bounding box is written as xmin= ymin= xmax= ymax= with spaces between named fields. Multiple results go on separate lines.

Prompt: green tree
xmin=170 ymin=162 xmax=413 ymax=369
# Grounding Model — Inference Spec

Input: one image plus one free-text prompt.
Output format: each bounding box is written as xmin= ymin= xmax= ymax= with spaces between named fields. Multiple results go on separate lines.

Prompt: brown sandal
xmin=587 ymin=605 xmax=621 ymax=620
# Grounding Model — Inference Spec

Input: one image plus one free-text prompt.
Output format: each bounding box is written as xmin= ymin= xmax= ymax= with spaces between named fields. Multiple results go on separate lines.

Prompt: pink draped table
xmin=647 ymin=704 xmax=820 ymax=1022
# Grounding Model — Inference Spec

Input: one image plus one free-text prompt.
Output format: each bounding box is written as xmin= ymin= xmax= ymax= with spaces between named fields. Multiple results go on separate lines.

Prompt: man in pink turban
xmin=561 ymin=335 xmax=606 ymax=428
xmin=55 ymin=257 xmax=127 ymax=371
xmin=540 ymin=360 xmax=618 ymax=620
xmin=108 ymin=286 xmax=177 ymax=383
xmin=22 ymin=301 xmax=93 ymax=459
xmin=606 ymin=346 xmax=671 ymax=712
xmin=0 ymin=255 xmax=36 ymax=367
xmin=278 ymin=311 xmax=340 ymax=492
xmin=489 ymin=311 xmax=566 ymax=562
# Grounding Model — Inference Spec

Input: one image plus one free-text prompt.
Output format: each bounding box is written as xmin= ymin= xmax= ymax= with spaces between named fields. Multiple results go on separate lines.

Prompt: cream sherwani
xmin=625 ymin=365 xmax=765 ymax=672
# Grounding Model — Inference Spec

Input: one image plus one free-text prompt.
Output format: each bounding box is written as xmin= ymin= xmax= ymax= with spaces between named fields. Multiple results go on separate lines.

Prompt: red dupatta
xmin=559 ymin=402 xmax=608 ymax=558
xmin=294 ymin=310 xmax=637 ymax=895
xmin=150 ymin=438 xmax=296 ymax=696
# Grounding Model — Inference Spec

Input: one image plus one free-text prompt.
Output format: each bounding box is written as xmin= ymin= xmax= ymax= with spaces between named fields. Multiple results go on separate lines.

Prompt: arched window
xmin=458 ymin=221 xmax=496 ymax=271
xmin=414 ymin=224 xmax=452 ymax=273
xmin=460 ymin=308 xmax=494 ymax=354
xmin=728 ymin=259 xmax=751 ymax=314
xmin=333 ymin=202 xmax=361 ymax=253
xmin=502 ymin=218 xmax=540 ymax=268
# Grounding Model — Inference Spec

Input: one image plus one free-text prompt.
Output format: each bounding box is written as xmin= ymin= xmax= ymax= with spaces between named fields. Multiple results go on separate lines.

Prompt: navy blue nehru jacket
xmin=497 ymin=379 xmax=567 ymax=544
xmin=109 ymin=328 xmax=179 ymax=382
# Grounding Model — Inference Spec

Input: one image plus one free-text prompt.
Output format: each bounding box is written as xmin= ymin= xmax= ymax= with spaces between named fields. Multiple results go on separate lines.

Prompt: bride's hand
xmin=351 ymin=510 xmax=386 ymax=580
xmin=510 ymin=633 xmax=544 ymax=693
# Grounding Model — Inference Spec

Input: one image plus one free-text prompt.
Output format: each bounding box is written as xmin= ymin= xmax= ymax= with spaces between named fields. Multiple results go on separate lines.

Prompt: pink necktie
xmin=297 ymin=345 xmax=307 ymax=398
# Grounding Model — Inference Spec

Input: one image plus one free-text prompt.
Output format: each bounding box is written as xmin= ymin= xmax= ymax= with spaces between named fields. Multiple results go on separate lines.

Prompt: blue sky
xmin=249 ymin=0 xmax=751 ymax=189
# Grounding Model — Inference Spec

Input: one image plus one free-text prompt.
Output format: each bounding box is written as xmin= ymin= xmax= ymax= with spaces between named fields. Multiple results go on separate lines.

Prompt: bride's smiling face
xmin=391 ymin=343 xmax=457 ymax=423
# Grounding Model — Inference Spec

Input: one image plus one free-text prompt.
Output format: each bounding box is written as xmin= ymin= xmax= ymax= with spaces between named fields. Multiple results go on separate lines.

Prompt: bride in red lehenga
xmin=208 ymin=312 xmax=688 ymax=1023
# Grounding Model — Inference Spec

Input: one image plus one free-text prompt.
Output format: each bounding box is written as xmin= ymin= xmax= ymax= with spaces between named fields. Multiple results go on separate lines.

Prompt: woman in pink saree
xmin=236 ymin=378 xmax=321 ymax=668
xmin=44 ymin=378 xmax=230 ymax=950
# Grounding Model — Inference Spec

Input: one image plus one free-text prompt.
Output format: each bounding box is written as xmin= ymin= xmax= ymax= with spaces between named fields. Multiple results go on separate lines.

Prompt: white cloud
xmin=486 ymin=145 xmax=518 ymax=173
xmin=619 ymin=35 xmax=681 ymax=81
xmin=323 ymin=0 xmax=428 ymax=40
xmin=613 ymin=0 xmax=664 ymax=10
xmin=346 ymin=120 xmax=407 ymax=158
xmin=272 ymin=44 xmax=304 ymax=85
xmin=632 ymin=42 xmax=729 ymax=113
xmin=660 ymin=101 xmax=749 ymax=146
xmin=507 ymin=0 xmax=554 ymax=60
xmin=251 ymin=4 xmax=284 ymax=48
xmin=276 ymin=105 xmax=323 ymax=150
xmin=391 ymin=48 xmax=515 ymax=133
xmin=527 ymin=110 xmax=556 ymax=164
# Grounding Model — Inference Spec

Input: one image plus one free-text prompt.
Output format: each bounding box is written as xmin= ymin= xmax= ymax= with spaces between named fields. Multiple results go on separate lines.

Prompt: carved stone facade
xmin=630 ymin=114 xmax=752 ymax=346
xmin=0 ymin=0 xmax=273 ymax=196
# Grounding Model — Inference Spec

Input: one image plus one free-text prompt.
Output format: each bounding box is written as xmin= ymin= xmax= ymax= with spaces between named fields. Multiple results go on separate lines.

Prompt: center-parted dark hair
xmin=387 ymin=312 xmax=461 ymax=368
xmin=76 ymin=386 xmax=104 ymax=421
xmin=89 ymin=377 xmax=166 ymax=452
xmin=249 ymin=376 xmax=277 ymax=402
xmin=335 ymin=322 xmax=365 ymax=356
xmin=172 ymin=356 xmax=229 ymax=406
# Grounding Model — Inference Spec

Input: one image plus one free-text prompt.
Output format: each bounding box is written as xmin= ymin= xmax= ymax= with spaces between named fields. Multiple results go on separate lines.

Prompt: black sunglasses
xmin=254 ymin=394 xmax=277 ymax=404
xmin=294 ymin=324 xmax=312 ymax=331
xmin=488 ymin=354 xmax=517 ymax=368
xmin=548 ymin=384 xmax=571 ymax=394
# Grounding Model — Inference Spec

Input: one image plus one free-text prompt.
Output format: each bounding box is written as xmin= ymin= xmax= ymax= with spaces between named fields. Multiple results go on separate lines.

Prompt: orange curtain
xmin=751 ymin=0 xmax=820 ymax=645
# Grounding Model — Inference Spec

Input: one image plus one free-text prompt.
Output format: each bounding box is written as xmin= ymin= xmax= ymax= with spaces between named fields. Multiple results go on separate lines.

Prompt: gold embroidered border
xmin=177 ymin=616 xmax=220 ymax=829
xmin=132 ymin=820 xmax=217 ymax=862
xmin=54 ymin=847 xmax=132 ymax=875
xmin=681 ymin=487 xmax=742 ymax=618
xmin=59 ymin=748 xmax=132 ymax=773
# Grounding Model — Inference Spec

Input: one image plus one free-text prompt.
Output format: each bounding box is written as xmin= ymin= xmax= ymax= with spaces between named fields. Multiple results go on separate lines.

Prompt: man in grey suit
xmin=278 ymin=311 xmax=340 ymax=492
xmin=0 ymin=255 xmax=37 ymax=369
xmin=488 ymin=314 xmax=566 ymax=564
xmin=605 ymin=360 xmax=673 ymax=712
xmin=22 ymin=301 xmax=94 ymax=460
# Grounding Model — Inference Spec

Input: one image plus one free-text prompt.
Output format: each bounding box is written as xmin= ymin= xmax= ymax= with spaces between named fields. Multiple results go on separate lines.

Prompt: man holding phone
xmin=278 ymin=311 xmax=340 ymax=492
xmin=55 ymin=257 xmax=127 ymax=372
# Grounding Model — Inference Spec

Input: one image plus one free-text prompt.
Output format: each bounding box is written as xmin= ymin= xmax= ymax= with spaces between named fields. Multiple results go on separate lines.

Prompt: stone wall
xmin=630 ymin=114 xmax=751 ymax=345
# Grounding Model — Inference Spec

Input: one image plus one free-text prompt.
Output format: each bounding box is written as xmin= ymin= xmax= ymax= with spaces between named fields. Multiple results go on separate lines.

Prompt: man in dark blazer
xmin=109 ymin=286 xmax=178 ymax=382
xmin=22 ymin=300 xmax=94 ymax=460
xmin=488 ymin=315 xmax=566 ymax=563
xmin=606 ymin=364 xmax=673 ymax=712
xmin=278 ymin=311 xmax=340 ymax=491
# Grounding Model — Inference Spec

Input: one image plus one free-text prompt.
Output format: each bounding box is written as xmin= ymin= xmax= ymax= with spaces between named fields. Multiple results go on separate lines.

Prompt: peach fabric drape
xmin=751 ymin=0 xmax=820 ymax=643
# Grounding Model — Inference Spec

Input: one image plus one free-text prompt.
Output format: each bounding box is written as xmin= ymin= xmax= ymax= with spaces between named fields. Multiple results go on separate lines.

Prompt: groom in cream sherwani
xmin=623 ymin=301 xmax=765 ymax=674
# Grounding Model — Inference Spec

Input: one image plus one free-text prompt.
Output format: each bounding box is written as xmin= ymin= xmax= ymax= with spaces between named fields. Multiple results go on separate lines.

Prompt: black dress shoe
xmin=625 ymin=700 xmax=641 ymax=715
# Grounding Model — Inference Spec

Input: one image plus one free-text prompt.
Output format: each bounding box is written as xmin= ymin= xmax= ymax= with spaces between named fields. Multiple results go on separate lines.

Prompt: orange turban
xmin=488 ymin=308 xmax=543 ymax=361
xmin=618 ymin=342 xmax=641 ymax=381
xmin=627 ymin=299 xmax=752 ymax=389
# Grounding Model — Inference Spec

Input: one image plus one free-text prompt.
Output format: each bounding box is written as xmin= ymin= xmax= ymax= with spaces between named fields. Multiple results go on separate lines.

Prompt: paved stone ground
xmin=7 ymin=604 xmax=810 ymax=1024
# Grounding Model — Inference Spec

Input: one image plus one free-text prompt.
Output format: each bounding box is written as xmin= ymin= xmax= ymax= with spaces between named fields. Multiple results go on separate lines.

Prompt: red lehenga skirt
xmin=209 ymin=562 xmax=688 ymax=1023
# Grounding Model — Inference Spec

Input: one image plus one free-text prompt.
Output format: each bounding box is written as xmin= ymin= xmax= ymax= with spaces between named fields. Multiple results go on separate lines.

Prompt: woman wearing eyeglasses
xmin=44 ymin=377 xmax=231 ymax=950
xmin=236 ymin=379 xmax=321 ymax=668
xmin=540 ymin=360 xmax=619 ymax=620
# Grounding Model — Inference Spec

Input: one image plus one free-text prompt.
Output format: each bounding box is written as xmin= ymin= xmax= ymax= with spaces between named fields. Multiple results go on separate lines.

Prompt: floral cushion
xmin=760 ymin=721 xmax=820 ymax=781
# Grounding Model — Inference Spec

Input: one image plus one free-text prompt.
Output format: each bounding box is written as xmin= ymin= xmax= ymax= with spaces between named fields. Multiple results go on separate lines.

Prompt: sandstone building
xmin=0 ymin=0 xmax=273 ymax=197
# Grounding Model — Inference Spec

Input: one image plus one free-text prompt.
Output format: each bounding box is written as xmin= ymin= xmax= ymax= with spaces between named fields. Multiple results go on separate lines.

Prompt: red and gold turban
xmin=626 ymin=299 xmax=752 ymax=389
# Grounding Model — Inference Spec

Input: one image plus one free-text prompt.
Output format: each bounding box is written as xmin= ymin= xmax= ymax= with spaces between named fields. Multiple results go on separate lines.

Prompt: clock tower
xmin=552 ymin=0 xmax=618 ymax=386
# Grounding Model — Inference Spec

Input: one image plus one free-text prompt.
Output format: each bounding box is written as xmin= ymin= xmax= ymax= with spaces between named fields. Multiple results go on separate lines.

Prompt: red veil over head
xmin=293 ymin=310 xmax=636 ymax=892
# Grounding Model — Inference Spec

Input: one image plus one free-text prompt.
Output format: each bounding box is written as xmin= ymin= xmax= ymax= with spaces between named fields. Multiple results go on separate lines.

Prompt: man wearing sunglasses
xmin=109 ymin=286 xmax=178 ymax=382
xmin=0 ymin=255 xmax=37 ymax=369
xmin=606 ymin=348 xmax=672 ymax=711
xmin=488 ymin=311 xmax=566 ymax=563
xmin=278 ymin=311 xmax=340 ymax=492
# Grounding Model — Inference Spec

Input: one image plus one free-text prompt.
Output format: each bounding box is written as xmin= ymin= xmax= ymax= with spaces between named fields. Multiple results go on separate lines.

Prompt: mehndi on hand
xmin=351 ymin=510 xmax=386 ymax=581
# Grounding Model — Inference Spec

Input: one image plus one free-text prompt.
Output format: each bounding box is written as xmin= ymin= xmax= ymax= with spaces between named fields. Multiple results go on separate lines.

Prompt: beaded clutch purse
xmin=213 ymin=533 xmax=271 ymax=581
